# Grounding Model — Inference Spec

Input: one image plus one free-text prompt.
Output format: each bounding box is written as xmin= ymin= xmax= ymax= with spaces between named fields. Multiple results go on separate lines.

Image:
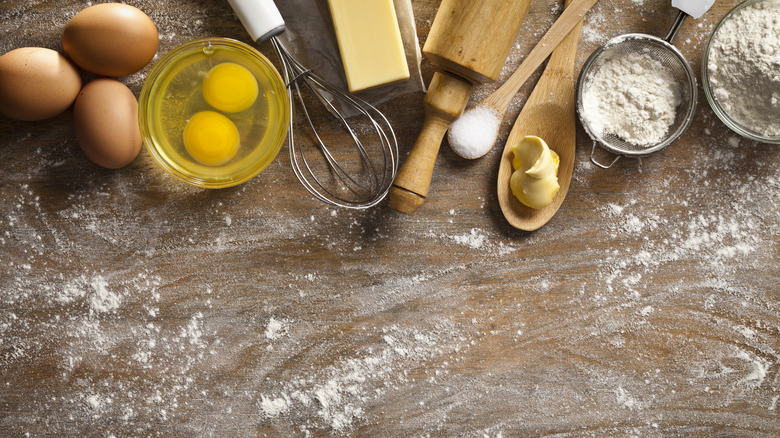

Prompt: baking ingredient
xmin=447 ymin=105 xmax=501 ymax=159
xmin=202 ymin=62 xmax=258 ymax=113
xmin=73 ymin=78 xmax=142 ymax=169
xmin=63 ymin=3 xmax=158 ymax=77
xmin=327 ymin=0 xmax=410 ymax=93
xmin=581 ymin=51 xmax=681 ymax=146
xmin=0 ymin=47 xmax=81 ymax=121
xmin=140 ymin=39 xmax=289 ymax=189
xmin=707 ymin=0 xmax=780 ymax=137
xmin=183 ymin=111 xmax=241 ymax=166
xmin=509 ymin=136 xmax=559 ymax=209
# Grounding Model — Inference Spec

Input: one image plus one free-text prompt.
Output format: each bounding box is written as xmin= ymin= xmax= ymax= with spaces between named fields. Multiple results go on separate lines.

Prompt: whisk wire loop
xmin=270 ymin=37 xmax=398 ymax=209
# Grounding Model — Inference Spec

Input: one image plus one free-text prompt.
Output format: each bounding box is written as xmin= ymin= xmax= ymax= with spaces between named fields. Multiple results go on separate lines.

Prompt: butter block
xmin=327 ymin=0 xmax=410 ymax=93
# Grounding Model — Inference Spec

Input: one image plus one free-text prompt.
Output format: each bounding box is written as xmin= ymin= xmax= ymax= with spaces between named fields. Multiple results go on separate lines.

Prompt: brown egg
xmin=0 ymin=47 xmax=82 ymax=121
xmin=73 ymin=78 xmax=142 ymax=169
xmin=63 ymin=3 xmax=158 ymax=77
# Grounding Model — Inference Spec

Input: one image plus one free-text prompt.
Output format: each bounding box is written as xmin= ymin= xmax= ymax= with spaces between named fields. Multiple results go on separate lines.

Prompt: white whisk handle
xmin=228 ymin=0 xmax=286 ymax=42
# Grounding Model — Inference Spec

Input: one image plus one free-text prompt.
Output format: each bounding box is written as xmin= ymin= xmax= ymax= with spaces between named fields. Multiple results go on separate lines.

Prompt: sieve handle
xmin=666 ymin=0 xmax=717 ymax=42
xmin=664 ymin=10 xmax=688 ymax=43
xmin=590 ymin=141 xmax=620 ymax=169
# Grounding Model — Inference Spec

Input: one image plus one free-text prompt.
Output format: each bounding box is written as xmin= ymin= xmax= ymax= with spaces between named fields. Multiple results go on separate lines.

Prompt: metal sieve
xmin=576 ymin=11 xmax=697 ymax=169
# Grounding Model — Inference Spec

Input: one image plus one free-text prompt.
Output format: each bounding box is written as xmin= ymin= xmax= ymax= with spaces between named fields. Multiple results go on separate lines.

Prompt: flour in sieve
xmin=582 ymin=51 xmax=682 ymax=146
xmin=707 ymin=0 xmax=780 ymax=137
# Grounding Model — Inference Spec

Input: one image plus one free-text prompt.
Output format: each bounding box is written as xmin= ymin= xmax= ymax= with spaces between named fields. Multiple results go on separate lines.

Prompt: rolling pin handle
xmin=390 ymin=71 xmax=473 ymax=214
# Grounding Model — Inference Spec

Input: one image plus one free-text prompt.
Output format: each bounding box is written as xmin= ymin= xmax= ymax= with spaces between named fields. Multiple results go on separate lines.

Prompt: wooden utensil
xmin=479 ymin=0 xmax=597 ymax=126
xmin=497 ymin=0 xmax=585 ymax=231
xmin=390 ymin=0 xmax=532 ymax=215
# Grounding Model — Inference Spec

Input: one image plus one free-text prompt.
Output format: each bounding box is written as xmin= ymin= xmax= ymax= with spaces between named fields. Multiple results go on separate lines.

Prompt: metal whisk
xmin=229 ymin=0 xmax=399 ymax=209
xmin=271 ymin=38 xmax=399 ymax=209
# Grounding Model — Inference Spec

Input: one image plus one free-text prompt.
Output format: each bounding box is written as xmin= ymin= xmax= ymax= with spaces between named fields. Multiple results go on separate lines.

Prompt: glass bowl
xmin=139 ymin=38 xmax=290 ymax=188
xmin=702 ymin=0 xmax=780 ymax=144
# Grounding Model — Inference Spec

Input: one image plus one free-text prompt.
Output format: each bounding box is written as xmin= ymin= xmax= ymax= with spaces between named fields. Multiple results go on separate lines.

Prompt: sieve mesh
xmin=577 ymin=34 xmax=697 ymax=158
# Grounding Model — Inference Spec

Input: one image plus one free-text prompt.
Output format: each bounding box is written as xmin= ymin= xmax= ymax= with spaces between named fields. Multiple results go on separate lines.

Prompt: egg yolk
xmin=183 ymin=111 xmax=240 ymax=166
xmin=202 ymin=62 xmax=258 ymax=113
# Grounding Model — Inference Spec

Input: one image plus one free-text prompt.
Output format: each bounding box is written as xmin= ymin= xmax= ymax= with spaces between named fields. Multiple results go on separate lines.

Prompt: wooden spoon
xmin=471 ymin=0 xmax=597 ymax=146
xmin=497 ymin=0 xmax=585 ymax=231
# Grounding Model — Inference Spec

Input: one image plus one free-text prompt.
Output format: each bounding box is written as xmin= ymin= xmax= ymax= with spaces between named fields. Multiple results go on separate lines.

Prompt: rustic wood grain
xmin=1 ymin=0 xmax=778 ymax=437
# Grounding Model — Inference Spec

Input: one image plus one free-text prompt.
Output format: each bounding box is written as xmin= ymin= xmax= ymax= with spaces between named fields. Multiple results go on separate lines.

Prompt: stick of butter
xmin=327 ymin=0 xmax=410 ymax=93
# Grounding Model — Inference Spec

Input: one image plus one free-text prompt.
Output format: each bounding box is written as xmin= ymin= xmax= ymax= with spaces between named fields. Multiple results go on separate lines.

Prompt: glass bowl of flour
xmin=703 ymin=0 xmax=780 ymax=144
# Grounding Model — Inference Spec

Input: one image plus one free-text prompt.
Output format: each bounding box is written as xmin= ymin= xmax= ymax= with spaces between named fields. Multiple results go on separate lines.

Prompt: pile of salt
xmin=447 ymin=105 xmax=501 ymax=159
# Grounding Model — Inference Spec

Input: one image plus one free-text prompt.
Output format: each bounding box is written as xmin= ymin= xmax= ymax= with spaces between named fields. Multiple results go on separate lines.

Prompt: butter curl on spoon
xmin=497 ymin=0 xmax=585 ymax=231
xmin=510 ymin=136 xmax=560 ymax=209
xmin=447 ymin=0 xmax=599 ymax=159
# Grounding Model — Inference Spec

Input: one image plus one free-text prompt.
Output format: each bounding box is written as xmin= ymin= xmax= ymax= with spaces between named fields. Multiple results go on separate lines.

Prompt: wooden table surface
xmin=1 ymin=0 xmax=778 ymax=436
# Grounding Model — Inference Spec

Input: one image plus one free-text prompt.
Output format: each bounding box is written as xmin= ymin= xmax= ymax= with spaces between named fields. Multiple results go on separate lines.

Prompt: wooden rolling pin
xmin=390 ymin=0 xmax=532 ymax=214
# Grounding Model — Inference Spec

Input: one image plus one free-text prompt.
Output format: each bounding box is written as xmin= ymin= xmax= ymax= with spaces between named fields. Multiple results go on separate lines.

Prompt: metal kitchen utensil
xmin=576 ymin=0 xmax=713 ymax=169
xmin=229 ymin=0 xmax=398 ymax=209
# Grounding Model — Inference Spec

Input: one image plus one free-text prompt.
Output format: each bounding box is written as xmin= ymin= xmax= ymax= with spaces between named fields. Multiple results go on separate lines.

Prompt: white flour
xmin=264 ymin=317 xmax=286 ymax=340
xmin=582 ymin=51 xmax=682 ymax=146
xmin=707 ymin=0 xmax=780 ymax=137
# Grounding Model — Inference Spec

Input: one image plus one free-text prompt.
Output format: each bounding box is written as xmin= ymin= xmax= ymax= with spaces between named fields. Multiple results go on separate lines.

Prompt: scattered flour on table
xmin=591 ymin=129 xmax=779 ymax=409
xmin=582 ymin=51 xmax=682 ymax=146
xmin=86 ymin=276 xmax=121 ymax=315
xmin=264 ymin=317 xmax=287 ymax=340
xmin=257 ymin=325 xmax=470 ymax=432
xmin=581 ymin=12 xmax=608 ymax=44
xmin=450 ymin=228 xmax=488 ymax=249
xmin=737 ymin=350 xmax=769 ymax=385
xmin=615 ymin=386 xmax=642 ymax=410
xmin=438 ymin=228 xmax=516 ymax=256
xmin=707 ymin=0 xmax=780 ymax=137
xmin=1 ymin=264 xmax=219 ymax=426
xmin=260 ymin=394 xmax=291 ymax=417
xmin=2 ymin=124 xmax=778 ymax=435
